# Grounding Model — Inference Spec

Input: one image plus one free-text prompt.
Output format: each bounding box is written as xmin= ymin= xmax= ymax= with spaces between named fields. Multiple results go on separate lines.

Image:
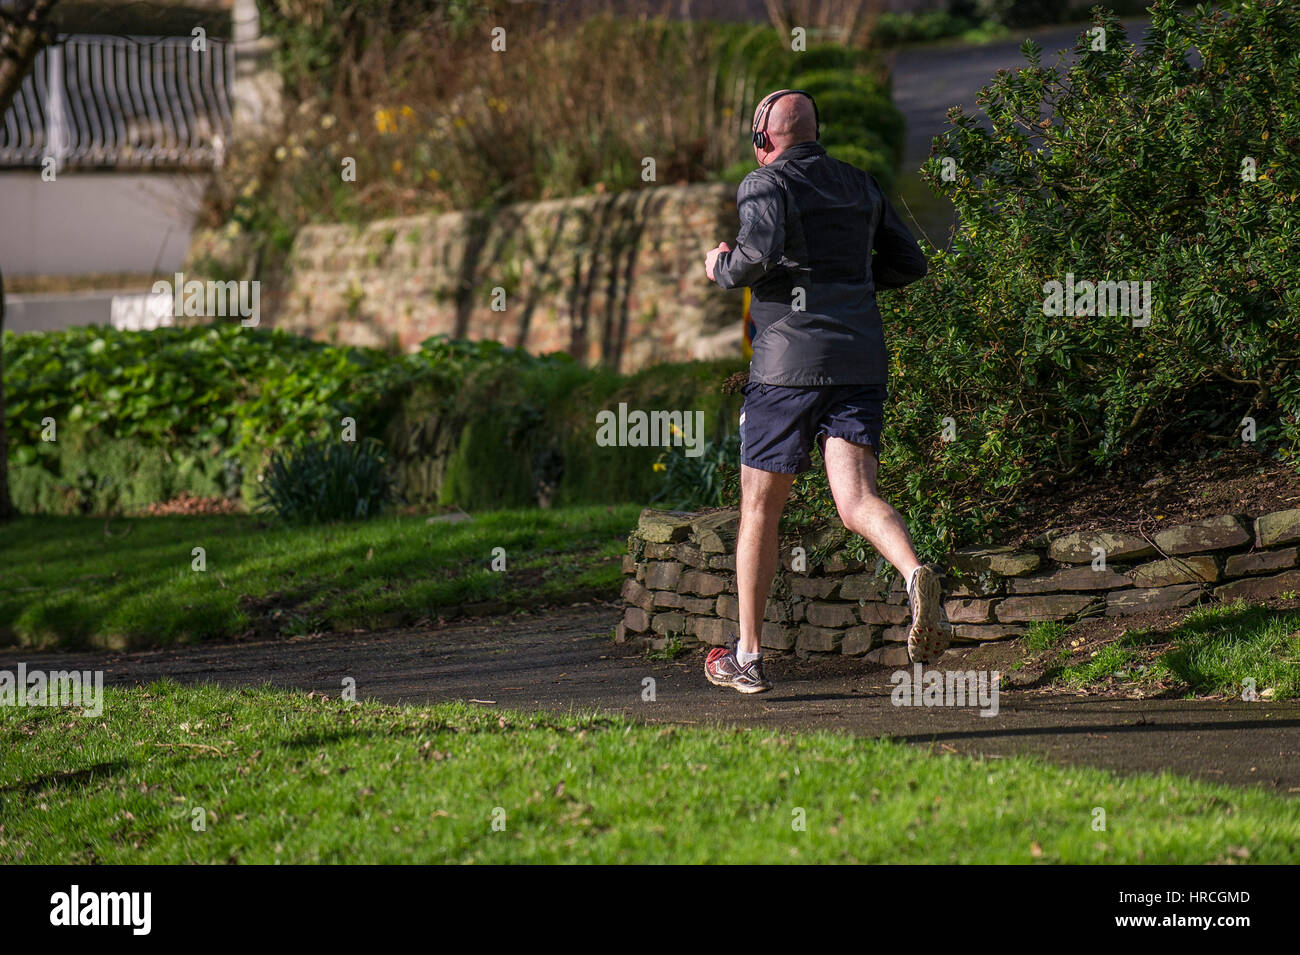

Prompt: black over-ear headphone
xmin=751 ymin=89 xmax=820 ymax=150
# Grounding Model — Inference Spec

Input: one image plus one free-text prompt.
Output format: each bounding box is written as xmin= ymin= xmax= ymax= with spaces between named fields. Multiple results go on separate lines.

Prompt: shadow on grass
xmin=1 ymin=509 xmax=636 ymax=648
xmin=1 ymin=760 xmax=131 ymax=795
xmin=1036 ymin=601 xmax=1300 ymax=698
xmin=890 ymin=716 xmax=1300 ymax=747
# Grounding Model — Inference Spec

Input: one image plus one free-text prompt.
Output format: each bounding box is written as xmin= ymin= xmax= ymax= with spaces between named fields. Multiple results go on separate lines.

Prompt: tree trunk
xmin=0 ymin=0 xmax=61 ymax=118
xmin=0 ymin=0 xmax=62 ymax=521
xmin=0 ymin=264 xmax=11 ymax=521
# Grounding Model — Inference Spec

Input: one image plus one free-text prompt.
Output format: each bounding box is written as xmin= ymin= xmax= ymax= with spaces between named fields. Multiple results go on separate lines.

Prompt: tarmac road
xmin=5 ymin=601 xmax=1296 ymax=796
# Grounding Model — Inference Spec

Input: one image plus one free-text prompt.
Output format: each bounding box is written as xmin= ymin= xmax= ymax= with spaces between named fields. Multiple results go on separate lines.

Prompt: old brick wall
xmin=268 ymin=183 xmax=743 ymax=372
xmin=619 ymin=507 xmax=1300 ymax=665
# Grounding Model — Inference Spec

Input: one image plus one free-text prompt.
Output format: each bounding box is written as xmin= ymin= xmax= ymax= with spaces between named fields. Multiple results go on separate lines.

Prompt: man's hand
xmin=704 ymin=242 xmax=731 ymax=283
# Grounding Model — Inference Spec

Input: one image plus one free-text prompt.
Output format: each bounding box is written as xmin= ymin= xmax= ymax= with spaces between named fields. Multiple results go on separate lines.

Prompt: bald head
xmin=752 ymin=89 xmax=818 ymax=160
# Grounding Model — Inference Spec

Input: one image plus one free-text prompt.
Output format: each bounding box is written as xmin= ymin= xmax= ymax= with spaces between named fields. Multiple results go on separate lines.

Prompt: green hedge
xmin=7 ymin=323 xmax=416 ymax=511
xmin=391 ymin=356 xmax=745 ymax=511
xmin=711 ymin=23 xmax=906 ymax=192
xmin=4 ymin=324 xmax=743 ymax=515
xmin=786 ymin=0 xmax=1300 ymax=563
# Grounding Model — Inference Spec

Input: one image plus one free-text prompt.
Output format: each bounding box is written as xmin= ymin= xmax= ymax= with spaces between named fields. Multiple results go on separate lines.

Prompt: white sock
xmin=737 ymin=647 xmax=761 ymax=667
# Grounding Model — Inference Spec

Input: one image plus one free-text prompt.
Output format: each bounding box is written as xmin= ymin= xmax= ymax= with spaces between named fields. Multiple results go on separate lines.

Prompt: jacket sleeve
xmin=871 ymin=186 xmax=928 ymax=290
xmin=713 ymin=173 xmax=785 ymax=290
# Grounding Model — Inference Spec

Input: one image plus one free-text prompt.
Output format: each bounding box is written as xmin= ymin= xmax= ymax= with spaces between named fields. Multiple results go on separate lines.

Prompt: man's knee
xmin=741 ymin=475 xmax=792 ymax=521
xmin=835 ymin=489 xmax=885 ymax=528
xmin=742 ymin=491 xmax=787 ymax=522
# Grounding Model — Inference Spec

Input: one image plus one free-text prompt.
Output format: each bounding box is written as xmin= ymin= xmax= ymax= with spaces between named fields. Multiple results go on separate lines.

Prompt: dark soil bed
xmin=998 ymin=446 xmax=1300 ymax=549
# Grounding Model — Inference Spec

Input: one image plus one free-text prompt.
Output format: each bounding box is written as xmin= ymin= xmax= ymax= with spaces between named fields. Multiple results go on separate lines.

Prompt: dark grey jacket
xmin=713 ymin=141 xmax=928 ymax=386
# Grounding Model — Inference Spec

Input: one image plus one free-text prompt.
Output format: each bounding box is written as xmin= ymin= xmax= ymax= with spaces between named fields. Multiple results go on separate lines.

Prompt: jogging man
xmin=702 ymin=88 xmax=947 ymax=694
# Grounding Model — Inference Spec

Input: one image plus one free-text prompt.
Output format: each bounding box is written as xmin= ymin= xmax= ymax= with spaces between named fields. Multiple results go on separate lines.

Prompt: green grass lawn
xmin=0 ymin=506 xmax=640 ymax=649
xmin=2 ymin=682 xmax=1296 ymax=864
xmin=1049 ymin=602 xmax=1300 ymax=700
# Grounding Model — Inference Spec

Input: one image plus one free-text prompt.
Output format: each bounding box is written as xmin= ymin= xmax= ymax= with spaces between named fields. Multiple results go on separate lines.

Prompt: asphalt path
xmin=5 ymin=602 xmax=1296 ymax=796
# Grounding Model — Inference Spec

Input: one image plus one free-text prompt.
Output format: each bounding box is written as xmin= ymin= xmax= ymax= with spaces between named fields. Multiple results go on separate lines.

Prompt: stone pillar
xmin=231 ymin=0 xmax=283 ymax=139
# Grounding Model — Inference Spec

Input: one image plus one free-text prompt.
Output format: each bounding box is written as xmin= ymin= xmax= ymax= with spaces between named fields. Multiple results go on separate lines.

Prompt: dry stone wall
xmin=618 ymin=506 xmax=1300 ymax=665
xmin=268 ymin=183 xmax=742 ymax=372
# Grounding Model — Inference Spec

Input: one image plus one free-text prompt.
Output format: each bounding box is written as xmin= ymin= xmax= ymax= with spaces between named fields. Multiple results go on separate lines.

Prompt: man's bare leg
xmin=823 ymin=436 xmax=949 ymax=663
xmin=736 ymin=464 xmax=795 ymax=656
xmin=822 ymin=436 xmax=920 ymax=580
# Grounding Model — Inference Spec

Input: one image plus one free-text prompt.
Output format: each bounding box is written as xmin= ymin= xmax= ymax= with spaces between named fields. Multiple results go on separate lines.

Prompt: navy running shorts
xmin=738 ymin=381 xmax=887 ymax=474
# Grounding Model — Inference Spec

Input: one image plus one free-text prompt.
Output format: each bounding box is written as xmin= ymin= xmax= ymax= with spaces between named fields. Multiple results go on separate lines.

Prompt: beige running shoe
xmin=705 ymin=640 xmax=772 ymax=694
xmin=906 ymin=563 xmax=950 ymax=665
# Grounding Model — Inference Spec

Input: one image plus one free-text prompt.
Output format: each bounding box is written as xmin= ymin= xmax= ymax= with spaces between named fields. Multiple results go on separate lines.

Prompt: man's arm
xmin=871 ymin=187 xmax=928 ymax=290
xmin=711 ymin=173 xmax=785 ymax=289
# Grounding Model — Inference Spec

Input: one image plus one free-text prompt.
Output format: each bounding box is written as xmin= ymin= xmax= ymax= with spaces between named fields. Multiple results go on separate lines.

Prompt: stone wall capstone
xmin=618 ymin=506 xmax=1300 ymax=665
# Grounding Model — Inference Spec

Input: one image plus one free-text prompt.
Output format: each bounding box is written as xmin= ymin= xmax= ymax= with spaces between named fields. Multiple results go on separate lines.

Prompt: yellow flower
xmin=374 ymin=108 xmax=396 ymax=134
xmin=320 ymin=114 xmax=336 ymax=129
xmin=652 ymin=462 xmax=667 ymax=473
xmin=427 ymin=169 xmax=441 ymax=182
xmin=453 ymin=117 xmax=467 ymax=129
xmin=391 ymin=159 xmax=404 ymax=174
xmin=273 ymin=145 xmax=287 ymax=161
xmin=400 ymin=105 xmax=414 ymax=119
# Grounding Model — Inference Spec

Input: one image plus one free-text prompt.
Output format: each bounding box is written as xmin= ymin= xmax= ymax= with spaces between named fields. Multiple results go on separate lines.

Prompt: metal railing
xmin=0 ymin=34 xmax=234 ymax=170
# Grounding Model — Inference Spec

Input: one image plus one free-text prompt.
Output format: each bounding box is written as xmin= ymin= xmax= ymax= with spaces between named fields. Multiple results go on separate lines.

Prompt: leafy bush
xmin=790 ymin=0 xmax=1300 ymax=562
xmin=7 ymin=436 xmax=230 ymax=516
xmin=805 ymin=87 xmax=905 ymax=182
xmin=256 ymin=436 xmax=396 ymax=524
xmin=207 ymin=10 xmax=905 ymax=252
xmin=872 ymin=10 xmax=985 ymax=46
xmin=5 ymin=324 xmax=745 ymax=514
xmin=975 ymin=0 xmax=1068 ymax=28
xmin=651 ymin=431 xmax=741 ymax=511
xmin=6 ymin=323 xmax=395 ymax=464
xmin=716 ymin=24 xmax=905 ymax=189
xmin=417 ymin=357 xmax=745 ymax=511
xmin=4 ymin=325 xmax=552 ymax=512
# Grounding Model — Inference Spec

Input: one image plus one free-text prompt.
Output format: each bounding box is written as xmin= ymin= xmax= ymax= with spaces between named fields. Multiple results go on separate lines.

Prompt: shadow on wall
xmin=438 ymin=188 xmax=700 ymax=368
xmin=264 ymin=183 xmax=740 ymax=372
